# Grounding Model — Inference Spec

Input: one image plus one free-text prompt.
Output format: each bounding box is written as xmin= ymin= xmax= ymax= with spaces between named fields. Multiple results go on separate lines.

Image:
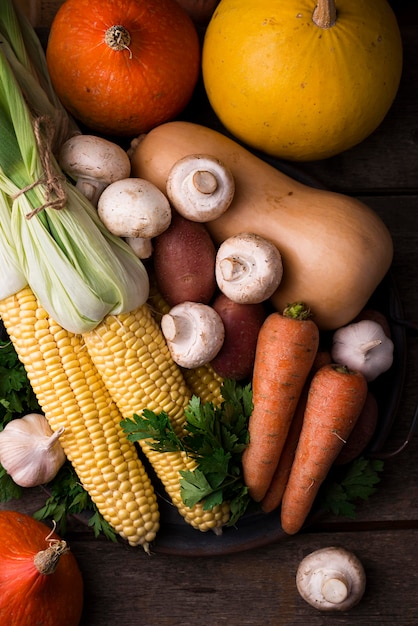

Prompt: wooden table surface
xmin=2 ymin=2 xmax=418 ymax=624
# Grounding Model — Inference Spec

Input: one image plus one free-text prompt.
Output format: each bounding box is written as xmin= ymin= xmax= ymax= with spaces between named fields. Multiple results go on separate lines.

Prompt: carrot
xmin=241 ymin=302 xmax=319 ymax=502
xmin=280 ymin=363 xmax=368 ymax=535
xmin=261 ymin=350 xmax=332 ymax=513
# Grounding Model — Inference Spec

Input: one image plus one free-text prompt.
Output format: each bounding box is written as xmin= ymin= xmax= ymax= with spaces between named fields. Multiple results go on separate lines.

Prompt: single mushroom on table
xmin=97 ymin=178 xmax=172 ymax=258
xmin=161 ymin=301 xmax=225 ymax=369
xmin=166 ymin=153 xmax=235 ymax=222
xmin=215 ymin=232 xmax=283 ymax=304
xmin=296 ymin=546 xmax=366 ymax=611
xmin=59 ymin=134 xmax=132 ymax=206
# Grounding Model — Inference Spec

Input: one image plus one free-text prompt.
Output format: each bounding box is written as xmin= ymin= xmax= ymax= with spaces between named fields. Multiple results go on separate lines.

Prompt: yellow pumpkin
xmin=202 ymin=0 xmax=403 ymax=161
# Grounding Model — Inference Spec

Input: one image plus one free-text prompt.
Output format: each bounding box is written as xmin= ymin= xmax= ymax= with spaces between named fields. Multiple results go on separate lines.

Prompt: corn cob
xmin=147 ymin=282 xmax=224 ymax=407
xmin=83 ymin=305 xmax=231 ymax=532
xmin=0 ymin=287 xmax=160 ymax=551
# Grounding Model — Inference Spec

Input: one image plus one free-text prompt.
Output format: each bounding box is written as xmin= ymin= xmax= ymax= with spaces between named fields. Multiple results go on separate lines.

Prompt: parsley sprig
xmin=320 ymin=456 xmax=384 ymax=517
xmin=33 ymin=463 xmax=117 ymax=541
xmin=0 ymin=339 xmax=39 ymax=426
xmin=122 ymin=379 xmax=253 ymax=526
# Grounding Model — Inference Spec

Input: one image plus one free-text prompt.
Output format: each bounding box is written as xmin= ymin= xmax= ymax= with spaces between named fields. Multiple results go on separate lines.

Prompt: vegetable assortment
xmin=0 ymin=0 xmax=400 ymax=563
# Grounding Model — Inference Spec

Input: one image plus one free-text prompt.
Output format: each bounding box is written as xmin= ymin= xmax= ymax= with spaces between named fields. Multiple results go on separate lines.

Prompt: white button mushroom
xmin=166 ymin=153 xmax=235 ymax=222
xmin=125 ymin=236 xmax=153 ymax=260
xmin=97 ymin=178 xmax=172 ymax=251
xmin=59 ymin=134 xmax=132 ymax=206
xmin=161 ymin=302 xmax=225 ymax=369
xmin=215 ymin=232 xmax=283 ymax=304
xmin=296 ymin=546 xmax=366 ymax=611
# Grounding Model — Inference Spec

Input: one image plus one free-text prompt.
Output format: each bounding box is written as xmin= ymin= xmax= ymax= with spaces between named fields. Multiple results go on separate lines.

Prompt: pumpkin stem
xmin=312 ymin=0 xmax=337 ymax=29
xmin=34 ymin=540 xmax=70 ymax=575
xmin=104 ymin=25 xmax=133 ymax=59
xmin=34 ymin=524 xmax=70 ymax=576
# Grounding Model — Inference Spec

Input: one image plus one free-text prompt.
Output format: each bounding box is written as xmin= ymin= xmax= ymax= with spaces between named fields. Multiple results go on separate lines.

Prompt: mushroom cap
xmin=161 ymin=301 xmax=225 ymax=368
xmin=97 ymin=177 xmax=172 ymax=238
xmin=215 ymin=232 xmax=283 ymax=304
xmin=166 ymin=153 xmax=235 ymax=222
xmin=296 ymin=546 xmax=366 ymax=611
xmin=59 ymin=134 xmax=131 ymax=184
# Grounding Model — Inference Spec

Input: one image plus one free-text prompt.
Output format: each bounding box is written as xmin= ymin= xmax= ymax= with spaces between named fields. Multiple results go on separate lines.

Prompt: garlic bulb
xmin=0 ymin=413 xmax=66 ymax=487
xmin=331 ymin=319 xmax=394 ymax=382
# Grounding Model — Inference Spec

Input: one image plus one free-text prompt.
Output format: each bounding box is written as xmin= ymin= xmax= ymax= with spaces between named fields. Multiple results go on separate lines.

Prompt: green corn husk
xmin=0 ymin=9 xmax=149 ymax=333
xmin=0 ymin=0 xmax=79 ymax=148
xmin=0 ymin=188 xmax=27 ymax=300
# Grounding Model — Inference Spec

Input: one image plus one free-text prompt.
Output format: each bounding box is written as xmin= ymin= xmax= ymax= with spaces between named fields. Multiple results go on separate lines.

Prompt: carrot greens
xmin=122 ymin=379 xmax=253 ymax=525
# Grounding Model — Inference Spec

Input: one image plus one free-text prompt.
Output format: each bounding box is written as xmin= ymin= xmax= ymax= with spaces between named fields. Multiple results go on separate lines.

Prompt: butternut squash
xmin=130 ymin=121 xmax=393 ymax=330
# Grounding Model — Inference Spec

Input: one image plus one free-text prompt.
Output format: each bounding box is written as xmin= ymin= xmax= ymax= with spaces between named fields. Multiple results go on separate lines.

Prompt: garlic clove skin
xmin=0 ymin=413 xmax=66 ymax=488
xmin=331 ymin=319 xmax=394 ymax=382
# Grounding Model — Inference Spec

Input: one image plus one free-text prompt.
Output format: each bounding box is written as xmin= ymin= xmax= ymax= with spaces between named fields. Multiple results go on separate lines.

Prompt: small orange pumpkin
xmin=0 ymin=510 xmax=83 ymax=626
xmin=46 ymin=0 xmax=201 ymax=136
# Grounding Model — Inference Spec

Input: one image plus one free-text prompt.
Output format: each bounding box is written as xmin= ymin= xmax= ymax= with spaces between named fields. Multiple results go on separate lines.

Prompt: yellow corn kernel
xmin=83 ymin=305 xmax=231 ymax=532
xmin=0 ymin=287 xmax=159 ymax=551
xmin=182 ymin=364 xmax=224 ymax=407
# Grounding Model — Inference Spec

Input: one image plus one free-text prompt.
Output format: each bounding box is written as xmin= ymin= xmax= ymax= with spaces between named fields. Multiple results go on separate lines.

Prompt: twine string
xmin=12 ymin=115 xmax=67 ymax=219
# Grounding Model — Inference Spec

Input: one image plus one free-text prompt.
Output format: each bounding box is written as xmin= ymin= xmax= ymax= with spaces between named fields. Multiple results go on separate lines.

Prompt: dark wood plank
xmin=63 ymin=529 xmax=418 ymax=625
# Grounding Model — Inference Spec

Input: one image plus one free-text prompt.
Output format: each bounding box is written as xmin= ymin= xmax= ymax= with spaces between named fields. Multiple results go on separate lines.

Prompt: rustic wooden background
xmin=2 ymin=1 xmax=418 ymax=624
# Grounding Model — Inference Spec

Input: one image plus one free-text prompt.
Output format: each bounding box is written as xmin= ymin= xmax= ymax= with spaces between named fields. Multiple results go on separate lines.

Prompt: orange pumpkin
xmin=0 ymin=510 xmax=83 ymax=626
xmin=46 ymin=0 xmax=201 ymax=136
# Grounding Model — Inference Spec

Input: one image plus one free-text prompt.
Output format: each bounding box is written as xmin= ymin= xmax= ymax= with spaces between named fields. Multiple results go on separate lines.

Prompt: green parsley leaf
xmin=121 ymin=379 xmax=253 ymax=526
xmin=0 ymin=339 xmax=39 ymax=426
xmin=180 ymin=469 xmax=216 ymax=508
xmin=33 ymin=463 xmax=117 ymax=542
xmin=319 ymin=457 xmax=384 ymax=518
xmin=0 ymin=465 xmax=22 ymax=501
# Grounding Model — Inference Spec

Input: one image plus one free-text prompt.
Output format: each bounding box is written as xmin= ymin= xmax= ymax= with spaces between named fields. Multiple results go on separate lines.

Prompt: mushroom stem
xmin=192 ymin=170 xmax=218 ymax=194
xmin=75 ymin=179 xmax=106 ymax=207
xmin=166 ymin=154 xmax=235 ymax=222
xmin=218 ymin=257 xmax=249 ymax=282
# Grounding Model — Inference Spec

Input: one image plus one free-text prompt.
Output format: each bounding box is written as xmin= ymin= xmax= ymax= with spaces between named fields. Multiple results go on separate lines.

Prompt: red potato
xmin=210 ymin=293 xmax=266 ymax=380
xmin=334 ymin=391 xmax=379 ymax=465
xmin=153 ymin=211 xmax=217 ymax=306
